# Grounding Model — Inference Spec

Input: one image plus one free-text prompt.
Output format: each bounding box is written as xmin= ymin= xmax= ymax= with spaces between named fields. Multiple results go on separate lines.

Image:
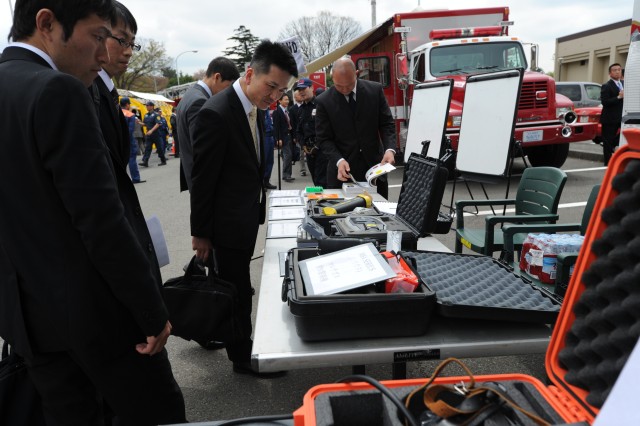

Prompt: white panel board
xmin=456 ymin=69 xmax=522 ymax=176
xmin=404 ymin=80 xmax=452 ymax=162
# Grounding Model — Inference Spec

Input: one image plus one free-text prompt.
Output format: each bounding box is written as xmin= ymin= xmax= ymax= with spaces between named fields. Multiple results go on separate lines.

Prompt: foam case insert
xmin=282 ymin=248 xmax=436 ymax=342
xmin=401 ymin=251 xmax=562 ymax=324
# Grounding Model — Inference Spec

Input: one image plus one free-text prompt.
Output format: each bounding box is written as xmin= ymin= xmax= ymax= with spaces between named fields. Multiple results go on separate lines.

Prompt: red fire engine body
xmin=348 ymin=7 xmax=597 ymax=167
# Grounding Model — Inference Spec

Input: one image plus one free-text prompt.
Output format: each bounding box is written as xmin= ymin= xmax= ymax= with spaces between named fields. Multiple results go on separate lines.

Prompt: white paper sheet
xmin=269 ymin=196 xmax=305 ymax=207
xmin=268 ymin=207 xmax=306 ymax=221
xmin=266 ymin=220 xmax=302 ymax=238
xmin=298 ymin=243 xmax=395 ymax=296
xmin=268 ymin=189 xmax=303 ymax=198
xmin=146 ymin=215 xmax=170 ymax=267
xmin=373 ymin=201 xmax=398 ymax=215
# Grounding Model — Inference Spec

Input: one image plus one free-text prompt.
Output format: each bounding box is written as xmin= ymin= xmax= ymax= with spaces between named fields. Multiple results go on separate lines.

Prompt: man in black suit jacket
xmin=0 ymin=2 xmax=185 ymax=424
xmin=600 ymin=63 xmax=625 ymax=165
xmin=272 ymin=93 xmax=295 ymax=182
xmin=177 ymin=56 xmax=239 ymax=192
xmin=315 ymin=57 xmax=396 ymax=198
xmin=190 ymin=40 xmax=298 ymax=376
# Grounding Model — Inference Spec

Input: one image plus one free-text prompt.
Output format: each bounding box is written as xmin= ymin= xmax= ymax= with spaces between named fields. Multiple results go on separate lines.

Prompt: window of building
xmin=356 ymin=57 xmax=390 ymax=87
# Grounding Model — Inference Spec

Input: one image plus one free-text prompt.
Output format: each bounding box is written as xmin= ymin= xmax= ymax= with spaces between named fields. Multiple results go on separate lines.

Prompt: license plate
xmin=523 ymin=130 xmax=543 ymax=142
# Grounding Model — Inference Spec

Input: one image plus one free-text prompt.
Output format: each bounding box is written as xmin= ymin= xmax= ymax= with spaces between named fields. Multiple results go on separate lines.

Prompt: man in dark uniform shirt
xmin=295 ymin=78 xmax=327 ymax=187
xmin=140 ymin=101 xmax=167 ymax=167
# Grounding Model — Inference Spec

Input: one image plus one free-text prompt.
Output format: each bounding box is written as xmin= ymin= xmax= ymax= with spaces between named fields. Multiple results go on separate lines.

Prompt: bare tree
xmin=279 ymin=11 xmax=363 ymax=63
xmin=114 ymin=38 xmax=172 ymax=91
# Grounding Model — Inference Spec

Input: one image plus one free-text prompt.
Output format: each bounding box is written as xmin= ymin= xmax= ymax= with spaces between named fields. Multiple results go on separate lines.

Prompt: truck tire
xmin=525 ymin=144 xmax=569 ymax=168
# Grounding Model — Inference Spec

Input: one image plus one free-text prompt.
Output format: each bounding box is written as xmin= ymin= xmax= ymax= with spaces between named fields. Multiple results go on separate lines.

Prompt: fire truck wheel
xmin=525 ymin=144 xmax=569 ymax=168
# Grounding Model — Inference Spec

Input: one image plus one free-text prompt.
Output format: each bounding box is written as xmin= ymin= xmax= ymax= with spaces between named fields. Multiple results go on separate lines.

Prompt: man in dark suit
xmin=0 ymin=2 xmax=185 ymax=424
xmin=177 ymin=57 xmax=239 ymax=192
xmin=600 ymin=63 xmax=625 ymax=166
xmin=315 ymin=57 xmax=396 ymax=198
xmin=92 ymin=1 xmax=144 ymax=182
xmin=190 ymin=40 xmax=298 ymax=376
xmin=273 ymin=93 xmax=295 ymax=182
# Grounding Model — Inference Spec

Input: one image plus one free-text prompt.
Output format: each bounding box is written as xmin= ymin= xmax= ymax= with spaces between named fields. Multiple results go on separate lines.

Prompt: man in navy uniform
xmin=140 ymin=101 xmax=167 ymax=167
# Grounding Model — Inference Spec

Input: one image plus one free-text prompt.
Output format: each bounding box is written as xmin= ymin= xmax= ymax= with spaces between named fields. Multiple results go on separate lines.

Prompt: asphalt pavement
xmin=2 ymin=142 xmax=606 ymax=423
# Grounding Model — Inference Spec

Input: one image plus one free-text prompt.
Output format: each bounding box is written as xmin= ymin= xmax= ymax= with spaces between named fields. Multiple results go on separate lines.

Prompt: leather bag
xmin=162 ymin=256 xmax=242 ymax=343
xmin=0 ymin=342 xmax=46 ymax=425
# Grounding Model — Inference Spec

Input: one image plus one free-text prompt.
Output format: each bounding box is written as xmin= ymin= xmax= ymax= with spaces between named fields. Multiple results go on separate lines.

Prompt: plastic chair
xmin=454 ymin=167 xmax=568 ymax=256
xmin=501 ymin=184 xmax=600 ymax=294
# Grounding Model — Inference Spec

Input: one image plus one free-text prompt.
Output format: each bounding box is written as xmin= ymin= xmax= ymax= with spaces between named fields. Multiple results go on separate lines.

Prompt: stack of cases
xmin=292 ymin=130 xmax=640 ymax=425
xmin=331 ymin=153 xmax=451 ymax=249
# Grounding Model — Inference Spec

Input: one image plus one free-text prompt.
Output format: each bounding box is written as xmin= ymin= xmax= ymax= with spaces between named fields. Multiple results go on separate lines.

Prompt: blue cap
xmin=295 ymin=78 xmax=313 ymax=90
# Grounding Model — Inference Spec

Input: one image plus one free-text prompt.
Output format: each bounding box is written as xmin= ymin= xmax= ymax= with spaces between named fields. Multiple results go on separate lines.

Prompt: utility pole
xmin=371 ymin=0 xmax=376 ymax=27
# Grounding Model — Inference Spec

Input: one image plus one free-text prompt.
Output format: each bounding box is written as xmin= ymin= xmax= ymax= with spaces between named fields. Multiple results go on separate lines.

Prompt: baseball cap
xmin=145 ymin=100 xmax=154 ymax=106
xmin=295 ymin=78 xmax=313 ymax=90
xmin=119 ymin=97 xmax=131 ymax=107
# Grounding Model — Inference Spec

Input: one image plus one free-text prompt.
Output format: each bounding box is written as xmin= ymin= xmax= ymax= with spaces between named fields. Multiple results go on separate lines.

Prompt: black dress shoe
xmin=132 ymin=180 xmax=146 ymax=184
xmin=232 ymin=361 xmax=286 ymax=378
xmin=283 ymin=177 xmax=295 ymax=182
xmin=138 ymin=162 xmax=149 ymax=167
xmin=264 ymin=182 xmax=277 ymax=189
xmin=195 ymin=340 xmax=225 ymax=350
xmin=158 ymin=161 xmax=167 ymax=166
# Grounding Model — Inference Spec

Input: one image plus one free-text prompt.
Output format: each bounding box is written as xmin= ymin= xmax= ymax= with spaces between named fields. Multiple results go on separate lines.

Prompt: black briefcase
xmin=162 ymin=256 xmax=243 ymax=343
xmin=0 ymin=342 xmax=46 ymax=426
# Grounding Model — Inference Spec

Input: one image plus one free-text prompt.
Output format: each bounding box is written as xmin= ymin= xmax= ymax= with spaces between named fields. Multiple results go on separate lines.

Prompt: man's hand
xmin=277 ymin=139 xmax=283 ymax=148
xmin=381 ymin=150 xmax=396 ymax=165
xmin=619 ymin=89 xmax=624 ymax=99
xmin=192 ymin=236 xmax=213 ymax=261
xmin=136 ymin=320 xmax=171 ymax=356
xmin=337 ymin=160 xmax=351 ymax=181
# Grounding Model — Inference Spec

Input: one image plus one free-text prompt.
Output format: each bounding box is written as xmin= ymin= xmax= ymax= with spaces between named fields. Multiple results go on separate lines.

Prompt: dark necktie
xmin=111 ymin=88 xmax=120 ymax=109
xmin=348 ymin=91 xmax=356 ymax=115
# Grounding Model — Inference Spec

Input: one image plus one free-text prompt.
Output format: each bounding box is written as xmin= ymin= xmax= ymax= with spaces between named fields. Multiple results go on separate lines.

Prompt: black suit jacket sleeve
xmin=35 ymin=76 xmax=167 ymax=337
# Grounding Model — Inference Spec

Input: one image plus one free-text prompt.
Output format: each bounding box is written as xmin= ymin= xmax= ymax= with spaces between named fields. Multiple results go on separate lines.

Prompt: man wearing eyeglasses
xmin=91 ymin=1 xmax=141 ymax=169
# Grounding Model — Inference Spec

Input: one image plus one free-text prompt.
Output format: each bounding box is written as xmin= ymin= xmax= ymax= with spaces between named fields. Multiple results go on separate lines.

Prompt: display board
xmin=404 ymin=80 xmax=453 ymax=162
xmin=456 ymin=69 xmax=523 ymax=177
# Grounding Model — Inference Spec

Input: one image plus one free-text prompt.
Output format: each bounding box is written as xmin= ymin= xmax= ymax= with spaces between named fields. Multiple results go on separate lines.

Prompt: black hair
xmin=250 ymin=39 xmax=298 ymax=79
xmin=113 ymin=1 xmax=136 ymax=35
xmin=9 ymin=0 xmax=116 ymax=42
xmin=609 ymin=63 xmax=622 ymax=73
xmin=206 ymin=56 xmax=240 ymax=81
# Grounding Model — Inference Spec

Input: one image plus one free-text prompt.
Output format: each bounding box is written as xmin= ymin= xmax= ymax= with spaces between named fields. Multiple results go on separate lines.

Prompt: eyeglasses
xmin=109 ymin=35 xmax=141 ymax=52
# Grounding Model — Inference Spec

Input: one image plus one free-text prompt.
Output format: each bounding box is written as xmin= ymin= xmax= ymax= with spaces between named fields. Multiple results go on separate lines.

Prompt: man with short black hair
xmin=600 ymin=63 xmax=625 ymax=166
xmin=177 ymin=56 xmax=239 ymax=192
xmin=191 ymin=40 xmax=298 ymax=376
xmin=140 ymin=100 xmax=167 ymax=166
xmin=0 ymin=1 xmax=186 ymax=424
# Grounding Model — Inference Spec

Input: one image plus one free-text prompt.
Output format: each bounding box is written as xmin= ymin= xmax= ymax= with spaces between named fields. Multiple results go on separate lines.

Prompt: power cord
xmin=336 ymin=374 xmax=419 ymax=426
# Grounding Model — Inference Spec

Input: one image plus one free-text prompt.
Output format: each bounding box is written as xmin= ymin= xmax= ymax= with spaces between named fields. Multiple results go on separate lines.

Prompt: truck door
xmin=351 ymin=54 xmax=397 ymax=116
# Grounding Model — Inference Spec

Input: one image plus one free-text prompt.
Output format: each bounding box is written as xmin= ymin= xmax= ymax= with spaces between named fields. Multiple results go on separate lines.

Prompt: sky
xmin=1 ymin=0 xmax=636 ymax=77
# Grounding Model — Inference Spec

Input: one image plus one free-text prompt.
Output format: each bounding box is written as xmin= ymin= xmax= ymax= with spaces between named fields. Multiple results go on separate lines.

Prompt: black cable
xmin=216 ymin=413 xmax=293 ymax=425
xmin=336 ymin=374 xmax=419 ymax=426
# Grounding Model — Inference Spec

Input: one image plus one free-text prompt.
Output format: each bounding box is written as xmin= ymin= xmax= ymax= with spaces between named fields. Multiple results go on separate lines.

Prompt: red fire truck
xmin=348 ymin=7 xmax=597 ymax=167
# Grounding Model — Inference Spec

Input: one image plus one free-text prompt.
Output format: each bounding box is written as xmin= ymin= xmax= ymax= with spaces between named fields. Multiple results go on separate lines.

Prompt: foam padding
xmin=396 ymin=154 xmax=449 ymax=235
xmin=559 ymin=159 xmax=640 ymax=408
xmin=402 ymin=251 xmax=560 ymax=323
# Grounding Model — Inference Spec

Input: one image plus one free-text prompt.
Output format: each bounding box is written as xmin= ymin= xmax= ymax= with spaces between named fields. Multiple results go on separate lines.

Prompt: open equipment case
xmin=331 ymin=142 xmax=452 ymax=249
xmin=291 ymin=129 xmax=640 ymax=425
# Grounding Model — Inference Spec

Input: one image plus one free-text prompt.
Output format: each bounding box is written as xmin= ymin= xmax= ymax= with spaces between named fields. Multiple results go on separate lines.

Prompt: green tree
xmin=114 ymin=38 xmax=172 ymax=91
xmin=223 ymin=25 xmax=261 ymax=72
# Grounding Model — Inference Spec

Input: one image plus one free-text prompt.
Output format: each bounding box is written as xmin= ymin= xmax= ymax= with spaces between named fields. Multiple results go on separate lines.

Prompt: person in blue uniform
xmin=155 ymin=107 xmax=170 ymax=154
xmin=140 ymin=101 xmax=167 ymax=167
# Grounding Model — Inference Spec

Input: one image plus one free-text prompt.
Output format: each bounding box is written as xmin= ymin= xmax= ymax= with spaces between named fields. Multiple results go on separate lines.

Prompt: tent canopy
xmin=124 ymin=90 xmax=174 ymax=104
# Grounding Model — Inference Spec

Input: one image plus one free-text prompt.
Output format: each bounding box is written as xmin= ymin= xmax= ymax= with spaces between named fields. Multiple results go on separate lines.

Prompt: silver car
xmin=556 ymin=81 xmax=602 ymax=107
